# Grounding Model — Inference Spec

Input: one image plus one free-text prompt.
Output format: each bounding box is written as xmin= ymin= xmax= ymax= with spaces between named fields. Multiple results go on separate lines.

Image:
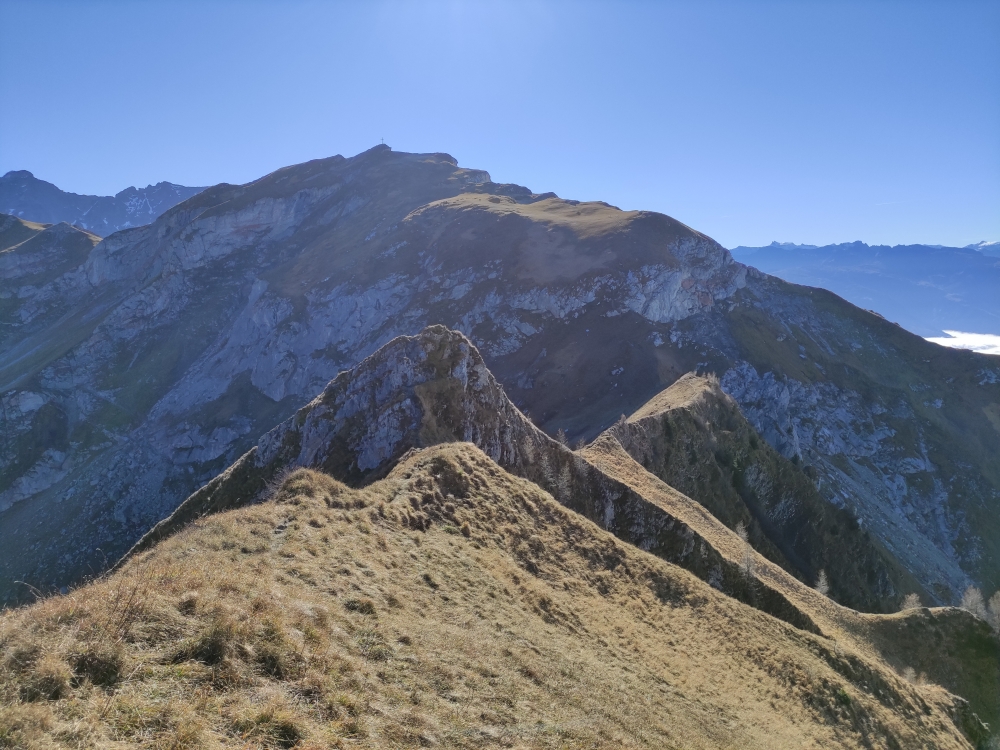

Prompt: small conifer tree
xmin=815 ymin=569 xmax=830 ymax=597
xmin=735 ymin=521 xmax=754 ymax=577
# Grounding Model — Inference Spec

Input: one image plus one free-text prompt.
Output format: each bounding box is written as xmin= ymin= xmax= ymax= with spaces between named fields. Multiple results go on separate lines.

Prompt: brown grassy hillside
xmin=0 ymin=444 xmax=984 ymax=749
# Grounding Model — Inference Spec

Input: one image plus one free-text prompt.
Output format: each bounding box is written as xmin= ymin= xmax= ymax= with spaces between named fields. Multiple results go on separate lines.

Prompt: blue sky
xmin=1 ymin=0 xmax=997 ymax=248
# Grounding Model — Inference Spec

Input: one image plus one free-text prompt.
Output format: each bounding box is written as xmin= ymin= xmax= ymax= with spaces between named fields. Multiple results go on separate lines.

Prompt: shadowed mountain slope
xmin=0 ymin=219 xmax=100 ymax=285
xmin=1 ymin=442 xmax=992 ymax=749
xmin=0 ymin=214 xmax=48 ymax=252
xmin=0 ymin=171 xmax=205 ymax=237
xmin=592 ymin=373 xmax=921 ymax=612
xmin=0 ymin=145 xmax=998 ymax=612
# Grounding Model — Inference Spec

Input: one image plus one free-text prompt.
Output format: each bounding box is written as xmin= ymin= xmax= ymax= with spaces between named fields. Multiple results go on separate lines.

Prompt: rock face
xmin=0 ymin=170 xmax=205 ymax=236
xmin=0 ymin=145 xmax=997 ymax=609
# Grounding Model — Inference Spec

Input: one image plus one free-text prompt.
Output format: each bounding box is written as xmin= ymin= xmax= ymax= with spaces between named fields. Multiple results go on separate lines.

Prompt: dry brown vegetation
xmin=0 ymin=444 xmax=984 ymax=749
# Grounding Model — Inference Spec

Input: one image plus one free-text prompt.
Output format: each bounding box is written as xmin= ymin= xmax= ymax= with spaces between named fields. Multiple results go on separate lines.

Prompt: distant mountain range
xmin=0 ymin=169 xmax=205 ymax=237
xmin=730 ymin=241 xmax=1000 ymax=339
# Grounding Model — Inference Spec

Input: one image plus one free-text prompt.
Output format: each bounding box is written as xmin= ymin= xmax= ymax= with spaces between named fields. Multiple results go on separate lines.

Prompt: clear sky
xmin=1 ymin=0 xmax=997 ymax=248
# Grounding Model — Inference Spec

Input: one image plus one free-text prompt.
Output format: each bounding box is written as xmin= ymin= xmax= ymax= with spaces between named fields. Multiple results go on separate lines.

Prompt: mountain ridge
xmin=0 ymin=169 xmax=205 ymax=237
xmin=1 ymin=146 xmax=998 ymax=616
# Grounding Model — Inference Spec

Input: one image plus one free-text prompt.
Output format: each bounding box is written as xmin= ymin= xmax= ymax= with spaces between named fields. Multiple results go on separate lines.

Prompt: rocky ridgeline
xmin=130 ymin=326 xmax=818 ymax=633
xmin=0 ymin=145 xmax=997 ymax=609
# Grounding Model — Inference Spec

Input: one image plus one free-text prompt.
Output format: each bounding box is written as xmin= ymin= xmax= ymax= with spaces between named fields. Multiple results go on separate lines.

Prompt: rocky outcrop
xmin=721 ymin=360 xmax=973 ymax=600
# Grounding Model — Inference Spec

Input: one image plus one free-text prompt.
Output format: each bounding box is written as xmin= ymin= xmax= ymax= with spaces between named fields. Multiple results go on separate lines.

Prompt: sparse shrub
xmin=173 ymin=614 xmax=238 ymax=665
xmin=3 ymin=643 xmax=41 ymax=674
xmin=340 ymin=716 xmax=367 ymax=737
xmin=335 ymin=693 xmax=362 ymax=717
xmin=296 ymin=671 xmax=330 ymax=704
xmin=20 ymin=656 xmax=71 ymax=702
xmin=814 ymin=570 xmax=830 ymax=597
xmin=107 ymin=695 xmax=205 ymax=745
xmin=344 ymin=598 xmax=377 ymax=616
xmin=835 ymin=687 xmax=851 ymax=706
xmin=232 ymin=703 xmax=303 ymax=749
xmin=556 ymin=464 xmax=572 ymax=501
xmin=900 ymin=593 xmax=921 ymax=611
xmin=256 ymin=636 xmax=304 ymax=680
xmin=960 ymin=586 xmax=988 ymax=620
xmin=356 ymin=628 xmax=392 ymax=661
xmin=71 ymin=643 xmax=125 ymax=687
xmin=98 ymin=562 xmax=155 ymax=642
xmin=177 ymin=591 xmax=199 ymax=615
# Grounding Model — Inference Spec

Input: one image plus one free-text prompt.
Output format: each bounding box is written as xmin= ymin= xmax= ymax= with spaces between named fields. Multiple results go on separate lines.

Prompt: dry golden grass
xmin=0 ymin=444 xmax=977 ymax=749
xmin=580 ymin=425 xmax=1000 ymax=735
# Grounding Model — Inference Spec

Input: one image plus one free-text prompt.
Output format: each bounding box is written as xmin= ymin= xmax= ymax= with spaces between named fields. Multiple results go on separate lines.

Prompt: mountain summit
xmin=1 ymin=146 xmax=998 ymax=618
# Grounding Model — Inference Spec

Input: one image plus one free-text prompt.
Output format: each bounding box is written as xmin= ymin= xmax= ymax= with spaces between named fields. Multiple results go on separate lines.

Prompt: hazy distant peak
xmin=768 ymin=241 xmax=819 ymax=249
xmin=0 ymin=170 xmax=205 ymax=236
xmin=2 ymin=169 xmax=37 ymax=179
xmin=966 ymin=240 xmax=1000 ymax=257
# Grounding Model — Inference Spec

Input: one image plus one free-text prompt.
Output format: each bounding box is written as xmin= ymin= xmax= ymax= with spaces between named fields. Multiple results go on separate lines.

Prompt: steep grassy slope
xmin=598 ymin=373 xmax=921 ymax=612
xmin=0 ymin=214 xmax=47 ymax=252
xmin=0 ymin=444 xmax=986 ymax=749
